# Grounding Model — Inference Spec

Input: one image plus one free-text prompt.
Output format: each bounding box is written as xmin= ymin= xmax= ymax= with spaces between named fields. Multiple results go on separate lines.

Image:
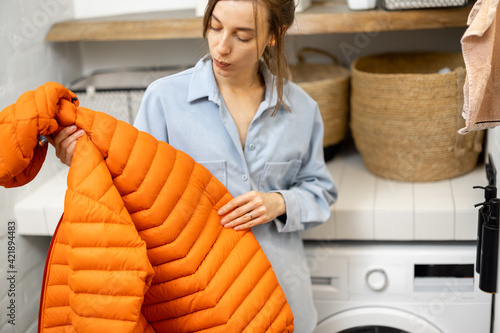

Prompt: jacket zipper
xmin=38 ymin=213 xmax=64 ymax=333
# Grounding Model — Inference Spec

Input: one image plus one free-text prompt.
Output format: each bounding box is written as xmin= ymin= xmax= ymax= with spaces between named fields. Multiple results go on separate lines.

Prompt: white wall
xmin=73 ymin=0 xmax=196 ymax=19
xmin=0 ymin=1 xmax=81 ymax=332
xmin=79 ymin=39 xmax=209 ymax=75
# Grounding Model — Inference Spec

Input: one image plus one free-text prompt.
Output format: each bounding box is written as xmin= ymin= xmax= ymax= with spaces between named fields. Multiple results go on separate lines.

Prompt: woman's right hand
xmin=47 ymin=125 xmax=85 ymax=166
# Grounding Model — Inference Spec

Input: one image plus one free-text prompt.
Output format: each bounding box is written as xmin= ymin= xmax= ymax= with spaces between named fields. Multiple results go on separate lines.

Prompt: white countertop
xmin=302 ymin=147 xmax=487 ymax=241
xmin=14 ymin=146 xmax=487 ymax=240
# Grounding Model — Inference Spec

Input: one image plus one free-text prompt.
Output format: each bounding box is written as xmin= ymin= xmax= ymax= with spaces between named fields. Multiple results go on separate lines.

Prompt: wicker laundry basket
xmin=291 ymin=48 xmax=350 ymax=152
xmin=350 ymin=52 xmax=484 ymax=182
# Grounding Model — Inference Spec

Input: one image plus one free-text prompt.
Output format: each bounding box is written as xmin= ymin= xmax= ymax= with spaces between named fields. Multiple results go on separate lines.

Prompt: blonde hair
xmin=202 ymin=0 xmax=295 ymax=115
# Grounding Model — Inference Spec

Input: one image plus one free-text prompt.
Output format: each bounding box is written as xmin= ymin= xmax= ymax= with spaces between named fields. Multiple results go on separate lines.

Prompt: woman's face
xmin=207 ymin=0 xmax=272 ymax=80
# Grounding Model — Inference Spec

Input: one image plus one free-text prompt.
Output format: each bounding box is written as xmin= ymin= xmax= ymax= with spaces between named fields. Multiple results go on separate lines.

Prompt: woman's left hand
xmin=218 ymin=191 xmax=286 ymax=231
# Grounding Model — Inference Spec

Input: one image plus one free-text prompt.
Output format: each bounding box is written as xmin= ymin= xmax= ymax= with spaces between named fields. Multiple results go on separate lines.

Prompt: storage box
xmin=381 ymin=0 xmax=467 ymax=10
xmin=347 ymin=0 xmax=378 ymax=10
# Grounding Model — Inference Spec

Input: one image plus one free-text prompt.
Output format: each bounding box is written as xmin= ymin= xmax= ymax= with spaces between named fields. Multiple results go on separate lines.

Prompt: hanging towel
xmin=0 ymin=82 xmax=294 ymax=333
xmin=459 ymin=0 xmax=500 ymax=134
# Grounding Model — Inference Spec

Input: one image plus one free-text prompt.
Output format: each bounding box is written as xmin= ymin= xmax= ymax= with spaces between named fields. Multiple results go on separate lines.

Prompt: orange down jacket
xmin=0 ymin=82 xmax=294 ymax=332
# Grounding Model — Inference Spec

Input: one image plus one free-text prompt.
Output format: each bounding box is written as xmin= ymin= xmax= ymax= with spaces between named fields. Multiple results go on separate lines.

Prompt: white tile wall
xmin=414 ymin=180 xmax=455 ymax=240
xmin=374 ymin=180 xmax=413 ymax=240
xmin=300 ymin=148 xmax=486 ymax=241
xmin=0 ymin=1 xmax=79 ymax=332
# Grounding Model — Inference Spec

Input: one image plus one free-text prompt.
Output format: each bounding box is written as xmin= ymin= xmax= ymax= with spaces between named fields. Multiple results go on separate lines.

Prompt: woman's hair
xmin=202 ymin=0 xmax=295 ymax=115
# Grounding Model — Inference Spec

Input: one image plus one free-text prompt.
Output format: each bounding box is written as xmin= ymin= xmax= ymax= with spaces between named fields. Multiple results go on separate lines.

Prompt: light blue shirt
xmin=135 ymin=56 xmax=337 ymax=333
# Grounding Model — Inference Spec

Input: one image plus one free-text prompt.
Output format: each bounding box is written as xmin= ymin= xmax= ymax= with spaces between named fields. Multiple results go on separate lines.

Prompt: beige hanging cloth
xmin=459 ymin=0 xmax=500 ymax=134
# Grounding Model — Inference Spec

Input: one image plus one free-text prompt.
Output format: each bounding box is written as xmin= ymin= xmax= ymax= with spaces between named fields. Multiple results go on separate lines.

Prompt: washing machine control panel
xmin=304 ymin=241 xmax=492 ymax=333
xmin=365 ymin=269 xmax=387 ymax=291
xmin=414 ymin=263 xmax=475 ymax=292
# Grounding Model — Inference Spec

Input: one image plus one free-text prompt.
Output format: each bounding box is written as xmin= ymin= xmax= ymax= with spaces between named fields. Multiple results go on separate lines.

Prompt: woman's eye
xmin=210 ymin=24 xmax=221 ymax=31
xmin=237 ymin=35 xmax=252 ymax=43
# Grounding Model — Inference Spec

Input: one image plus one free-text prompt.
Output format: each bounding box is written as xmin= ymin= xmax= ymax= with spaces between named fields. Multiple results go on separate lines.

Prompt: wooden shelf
xmin=45 ymin=1 xmax=473 ymax=42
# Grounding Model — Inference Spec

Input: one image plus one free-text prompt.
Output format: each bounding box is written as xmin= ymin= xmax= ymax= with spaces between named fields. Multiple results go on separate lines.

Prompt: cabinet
xmin=45 ymin=1 xmax=473 ymax=42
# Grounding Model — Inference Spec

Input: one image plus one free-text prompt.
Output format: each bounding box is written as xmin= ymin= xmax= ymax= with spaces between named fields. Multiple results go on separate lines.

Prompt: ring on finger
xmin=248 ymin=212 xmax=253 ymax=220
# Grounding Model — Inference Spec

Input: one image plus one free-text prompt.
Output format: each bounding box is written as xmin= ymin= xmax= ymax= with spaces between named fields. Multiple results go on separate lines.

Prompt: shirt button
xmin=248 ymin=143 xmax=255 ymax=150
xmin=242 ymin=175 xmax=248 ymax=181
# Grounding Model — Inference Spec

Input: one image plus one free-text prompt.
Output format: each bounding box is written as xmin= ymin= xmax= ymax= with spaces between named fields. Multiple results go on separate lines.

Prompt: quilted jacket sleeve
xmin=0 ymin=83 xmax=74 ymax=187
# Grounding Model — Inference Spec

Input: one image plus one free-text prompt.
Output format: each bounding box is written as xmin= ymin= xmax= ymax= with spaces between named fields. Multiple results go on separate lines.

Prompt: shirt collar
xmin=187 ymin=55 xmax=219 ymax=103
xmin=187 ymin=55 xmax=286 ymax=113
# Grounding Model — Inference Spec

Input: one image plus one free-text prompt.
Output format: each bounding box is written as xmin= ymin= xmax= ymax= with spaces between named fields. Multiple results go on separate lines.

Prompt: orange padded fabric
xmin=0 ymin=82 xmax=294 ymax=333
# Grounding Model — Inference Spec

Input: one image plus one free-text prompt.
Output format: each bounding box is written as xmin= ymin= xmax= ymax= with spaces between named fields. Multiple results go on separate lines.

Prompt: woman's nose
xmin=217 ymin=33 xmax=231 ymax=55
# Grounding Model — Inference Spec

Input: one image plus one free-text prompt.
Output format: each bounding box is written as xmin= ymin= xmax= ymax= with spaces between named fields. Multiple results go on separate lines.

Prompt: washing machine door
xmin=314 ymin=307 xmax=442 ymax=333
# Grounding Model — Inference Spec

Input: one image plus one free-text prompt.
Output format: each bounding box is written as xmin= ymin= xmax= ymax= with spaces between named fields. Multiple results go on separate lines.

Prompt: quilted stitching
xmin=0 ymin=82 xmax=294 ymax=333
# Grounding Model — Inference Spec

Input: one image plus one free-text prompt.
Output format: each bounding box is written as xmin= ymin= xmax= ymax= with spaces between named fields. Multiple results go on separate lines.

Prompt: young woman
xmin=51 ymin=0 xmax=337 ymax=331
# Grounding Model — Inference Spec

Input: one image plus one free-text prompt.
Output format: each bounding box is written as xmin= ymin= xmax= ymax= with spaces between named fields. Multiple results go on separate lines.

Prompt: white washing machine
xmin=304 ymin=241 xmax=492 ymax=333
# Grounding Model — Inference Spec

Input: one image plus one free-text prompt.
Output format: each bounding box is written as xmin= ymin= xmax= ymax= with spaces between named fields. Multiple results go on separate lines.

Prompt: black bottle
xmin=474 ymin=185 xmax=498 ymax=273
xmin=479 ymin=198 xmax=500 ymax=293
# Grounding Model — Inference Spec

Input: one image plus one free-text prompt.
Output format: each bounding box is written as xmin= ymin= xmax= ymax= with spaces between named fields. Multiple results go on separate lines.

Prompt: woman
xmin=51 ymin=0 xmax=337 ymax=331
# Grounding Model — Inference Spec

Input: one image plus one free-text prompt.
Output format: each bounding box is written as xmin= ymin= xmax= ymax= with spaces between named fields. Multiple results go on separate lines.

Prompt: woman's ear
xmin=268 ymin=26 xmax=287 ymax=46
xmin=267 ymin=36 xmax=276 ymax=47
xmin=280 ymin=26 xmax=288 ymax=36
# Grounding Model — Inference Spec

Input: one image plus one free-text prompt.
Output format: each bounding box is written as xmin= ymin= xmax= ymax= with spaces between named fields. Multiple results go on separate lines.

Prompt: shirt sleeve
xmin=134 ymin=83 xmax=169 ymax=143
xmin=272 ymin=103 xmax=338 ymax=233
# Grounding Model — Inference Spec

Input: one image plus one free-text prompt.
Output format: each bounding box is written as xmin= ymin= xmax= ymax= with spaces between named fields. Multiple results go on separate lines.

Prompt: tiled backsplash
xmin=301 ymin=147 xmax=487 ymax=241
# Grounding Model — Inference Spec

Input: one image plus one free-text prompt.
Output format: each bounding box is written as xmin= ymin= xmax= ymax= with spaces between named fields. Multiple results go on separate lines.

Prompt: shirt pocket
xmin=259 ymin=159 xmax=302 ymax=192
xmin=199 ymin=160 xmax=227 ymax=187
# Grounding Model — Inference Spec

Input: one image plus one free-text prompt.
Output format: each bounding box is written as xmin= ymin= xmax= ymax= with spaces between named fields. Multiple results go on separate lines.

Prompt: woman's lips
xmin=214 ymin=58 xmax=230 ymax=69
